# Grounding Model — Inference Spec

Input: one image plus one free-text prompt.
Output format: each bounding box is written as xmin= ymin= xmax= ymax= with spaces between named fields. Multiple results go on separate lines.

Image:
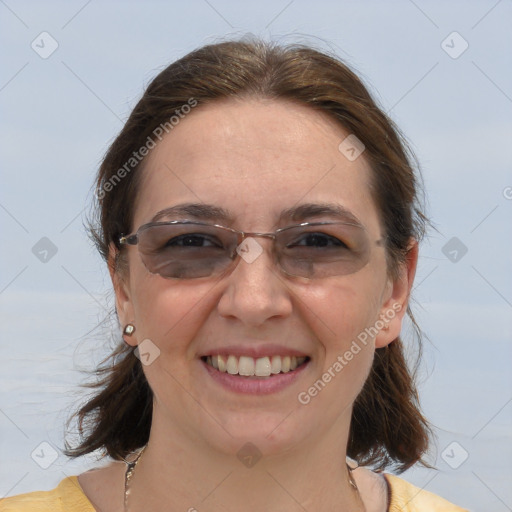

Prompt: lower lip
xmin=201 ymin=358 xmax=309 ymax=395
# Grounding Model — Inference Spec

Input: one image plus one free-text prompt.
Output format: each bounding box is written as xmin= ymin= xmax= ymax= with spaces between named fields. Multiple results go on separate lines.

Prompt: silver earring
xmin=123 ymin=324 xmax=135 ymax=336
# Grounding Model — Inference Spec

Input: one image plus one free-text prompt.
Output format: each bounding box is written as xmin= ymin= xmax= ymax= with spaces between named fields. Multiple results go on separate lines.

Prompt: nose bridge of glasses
xmin=236 ymin=231 xmax=278 ymax=254
xmin=242 ymin=231 xmax=276 ymax=241
xmin=228 ymin=230 xmax=279 ymax=271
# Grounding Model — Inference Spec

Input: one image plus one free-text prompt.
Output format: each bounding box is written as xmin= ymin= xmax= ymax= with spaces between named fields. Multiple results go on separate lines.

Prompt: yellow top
xmin=0 ymin=474 xmax=468 ymax=511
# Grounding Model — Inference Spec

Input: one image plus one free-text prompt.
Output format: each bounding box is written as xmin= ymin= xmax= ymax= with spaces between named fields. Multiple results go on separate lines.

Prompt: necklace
xmin=123 ymin=445 xmax=366 ymax=511
xmin=122 ymin=445 xmax=146 ymax=512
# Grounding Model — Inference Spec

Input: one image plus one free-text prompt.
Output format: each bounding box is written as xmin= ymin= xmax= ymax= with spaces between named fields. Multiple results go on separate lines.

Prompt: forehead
xmin=134 ymin=98 xmax=381 ymax=234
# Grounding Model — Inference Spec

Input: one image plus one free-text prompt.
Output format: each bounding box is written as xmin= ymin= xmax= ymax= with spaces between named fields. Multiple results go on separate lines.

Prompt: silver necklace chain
xmin=123 ymin=445 xmax=366 ymax=512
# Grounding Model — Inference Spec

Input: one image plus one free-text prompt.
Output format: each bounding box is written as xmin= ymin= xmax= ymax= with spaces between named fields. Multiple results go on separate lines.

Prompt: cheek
xmin=130 ymin=274 xmax=217 ymax=358
xmin=301 ymin=271 xmax=384 ymax=388
xmin=304 ymin=272 xmax=383 ymax=348
xmin=299 ymin=286 xmax=380 ymax=415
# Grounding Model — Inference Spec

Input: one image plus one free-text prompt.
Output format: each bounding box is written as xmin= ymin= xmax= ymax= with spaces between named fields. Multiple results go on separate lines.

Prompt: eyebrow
xmin=150 ymin=202 xmax=363 ymax=227
xmin=150 ymin=203 xmax=232 ymax=223
xmin=279 ymin=203 xmax=363 ymax=226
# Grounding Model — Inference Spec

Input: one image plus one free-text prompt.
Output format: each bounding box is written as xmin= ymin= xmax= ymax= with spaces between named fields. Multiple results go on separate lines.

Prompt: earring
xmin=124 ymin=324 xmax=135 ymax=335
xmin=346 ymin=458 xmax=359 ymax=489
xmin=122 ymin=324 xmax=135 ymax=346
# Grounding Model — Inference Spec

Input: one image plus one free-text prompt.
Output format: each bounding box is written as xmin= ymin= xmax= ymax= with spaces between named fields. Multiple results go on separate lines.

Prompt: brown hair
xmin=63 ymin=36 xmax=431 ymax=472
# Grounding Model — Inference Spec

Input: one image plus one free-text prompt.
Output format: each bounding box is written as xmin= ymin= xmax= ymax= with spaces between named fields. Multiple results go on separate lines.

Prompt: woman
xmin=0 ymin=37 xmax=467 ymax=511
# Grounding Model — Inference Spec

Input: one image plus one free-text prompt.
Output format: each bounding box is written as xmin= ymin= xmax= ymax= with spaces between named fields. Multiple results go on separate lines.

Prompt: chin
xmin=202 ymin=409 xmax=313 ymax=458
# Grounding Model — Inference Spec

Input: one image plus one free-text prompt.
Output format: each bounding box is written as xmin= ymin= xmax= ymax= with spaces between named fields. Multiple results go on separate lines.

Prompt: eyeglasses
xmin=118 ymin=220 xmax=385 ymax=280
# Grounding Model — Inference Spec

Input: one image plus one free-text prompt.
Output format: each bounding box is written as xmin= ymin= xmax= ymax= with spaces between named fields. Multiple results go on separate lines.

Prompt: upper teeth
xmin=206 ymin=355 xmax=306 ymax=377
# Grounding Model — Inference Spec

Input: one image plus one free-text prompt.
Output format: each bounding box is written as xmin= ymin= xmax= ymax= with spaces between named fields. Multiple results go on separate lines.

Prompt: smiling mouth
xmin=201 ymin=355 xmax=309 ymax=377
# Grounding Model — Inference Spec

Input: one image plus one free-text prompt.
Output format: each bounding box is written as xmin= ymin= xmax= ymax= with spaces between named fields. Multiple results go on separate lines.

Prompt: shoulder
xmin=0 ymin=476 xmax=95 ymax=512
xmin=384 ymin=473 xmax=469 ymax=512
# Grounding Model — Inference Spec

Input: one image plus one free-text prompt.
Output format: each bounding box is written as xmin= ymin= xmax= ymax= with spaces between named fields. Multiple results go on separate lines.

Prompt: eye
xmin=290 ymin=232 xmax=349 ymax=249
xmin=164 ymin=233 xmax=222 ymax=248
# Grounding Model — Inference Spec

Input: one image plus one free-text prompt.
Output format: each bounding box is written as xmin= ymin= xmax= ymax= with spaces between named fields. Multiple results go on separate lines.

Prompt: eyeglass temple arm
xmin=119 ymin=234 xmax=138 ymax=245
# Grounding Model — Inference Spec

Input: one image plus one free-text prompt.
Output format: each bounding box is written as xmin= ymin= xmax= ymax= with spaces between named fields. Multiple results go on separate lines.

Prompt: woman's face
xmin=113 ymin=98 xmax=415 ymax=457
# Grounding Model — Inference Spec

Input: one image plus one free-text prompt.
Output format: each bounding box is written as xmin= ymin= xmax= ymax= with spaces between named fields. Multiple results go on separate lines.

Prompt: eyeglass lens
xmin=134 ymin=222 xmax=371 ymax=279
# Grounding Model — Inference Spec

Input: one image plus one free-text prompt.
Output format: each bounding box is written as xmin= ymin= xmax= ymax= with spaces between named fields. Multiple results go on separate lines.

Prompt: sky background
xmin=1 ymin=1 xmax=511 ymax=510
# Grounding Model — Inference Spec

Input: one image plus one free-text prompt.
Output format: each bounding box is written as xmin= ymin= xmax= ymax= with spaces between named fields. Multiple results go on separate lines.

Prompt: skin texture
xmin=78 ymin=98 xmax=418 ymax=512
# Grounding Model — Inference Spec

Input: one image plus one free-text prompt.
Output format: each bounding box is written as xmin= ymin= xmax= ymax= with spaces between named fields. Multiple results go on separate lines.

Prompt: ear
xmin=375 ymin=239 xmax=419 ymax=348
xmin=108 ymin=243 xmax=137 ymax=347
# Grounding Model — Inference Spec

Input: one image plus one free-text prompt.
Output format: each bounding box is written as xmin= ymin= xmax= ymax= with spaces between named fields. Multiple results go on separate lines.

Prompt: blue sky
xmin=1 ymin=1 xmax=511 ymax=510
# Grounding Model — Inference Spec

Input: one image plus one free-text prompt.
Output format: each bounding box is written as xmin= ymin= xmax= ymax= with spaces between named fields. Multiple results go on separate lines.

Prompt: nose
xmin=216 ymin=237 xmax=293 ymax=327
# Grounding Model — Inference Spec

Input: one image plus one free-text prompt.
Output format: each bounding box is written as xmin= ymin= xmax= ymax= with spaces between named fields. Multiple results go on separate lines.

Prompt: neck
xmin=125 ymin=412 xmax=365 ymax=512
